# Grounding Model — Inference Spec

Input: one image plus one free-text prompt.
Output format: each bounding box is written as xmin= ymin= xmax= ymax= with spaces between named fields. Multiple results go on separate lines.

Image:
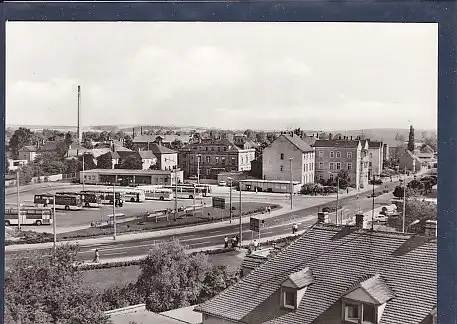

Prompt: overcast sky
xmin=6 ymin=22 xmax=437 ymax=131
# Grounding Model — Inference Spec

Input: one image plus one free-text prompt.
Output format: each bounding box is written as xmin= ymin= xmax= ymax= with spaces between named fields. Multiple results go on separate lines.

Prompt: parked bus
xmin=137 ymin=186 xmax=173 ymax=201
xmin=34 ymin=194 xmax=83 ymax=211
xmin=5 ymin=206 xmax=53 ymax=226
xmin=193 ymin=184 xmax=211 ymax=197
xmin=106 ymin=187 xmax=146 ymax=203
xmin=81 ymin=190 xmax=124 ymax=207
xmin=56 ymin=192 xmax=101 ymax=208
xmin=164 ymin=185 xmax=203 ymax=199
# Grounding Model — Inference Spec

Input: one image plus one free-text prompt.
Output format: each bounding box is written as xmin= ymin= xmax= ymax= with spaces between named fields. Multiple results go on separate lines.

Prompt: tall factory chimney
xmin=77 ymin=85 xmax=82 ymax=145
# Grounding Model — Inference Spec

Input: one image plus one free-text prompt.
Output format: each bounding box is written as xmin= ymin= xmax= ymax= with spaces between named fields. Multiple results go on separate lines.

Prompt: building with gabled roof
xmin=147 ymin=143 xmax=178 ymax=171
xmin=195 ymin=219 xmax=437 ymax=324
xmin=178 ymin=138 xmax=256 ymax=180
xmin=18 ymin=145 xmax=39 ymax=163
xmin=367 ymin=140 xmax=384 ymax=177
xmin=314 ymin=138 xmax=369 ymax=189
xmin=262 ymin=134 xmax=315 ymax=187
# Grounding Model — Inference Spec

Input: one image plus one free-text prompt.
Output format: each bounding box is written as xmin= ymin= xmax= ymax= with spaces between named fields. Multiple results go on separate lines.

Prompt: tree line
xmin=4 ymin=241 xmax=239 ymax=324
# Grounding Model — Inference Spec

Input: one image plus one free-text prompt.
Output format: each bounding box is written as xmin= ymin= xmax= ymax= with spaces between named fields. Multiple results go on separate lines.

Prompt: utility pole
xmin=402 ymin=166 xmax=407 ymax=233
xmin=53 ymin=194 xmax=57 ymax=251
xmin=16 ymin=171 xmax=21 ymax=231
xmin=289 ymin=158 xmax=293 ymax=209
xmin=336 ymin=177 xmax=339 ymax=224
xmin=229 ymin=178 xmax=233 ymax=224
xmin=197 ymin=155 xmax=201 ymax=185
xmin=193 ymin=183 xmax=196 ymax=218
xmin=113 ymin=181 xmax=117 ymax=240
xmin=82 ymin=153 xmax=85 ymax=190
xmin=371 ymin=174 xmax=375 ymax=231
xmin=174 ymin=166 xmax=178 ymax=221
xmin=239 ymin=187 xmax=242 ymax=247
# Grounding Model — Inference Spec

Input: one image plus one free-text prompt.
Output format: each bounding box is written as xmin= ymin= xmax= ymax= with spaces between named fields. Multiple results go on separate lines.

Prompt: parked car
xmin=372 ymin=214 xmax=388 ymax=224
xmin=218 ymin=180 xmax=227 ymax=187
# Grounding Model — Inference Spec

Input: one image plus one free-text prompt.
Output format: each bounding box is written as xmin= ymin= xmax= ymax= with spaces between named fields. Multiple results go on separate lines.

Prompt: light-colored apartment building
xmin=314 ymin=138 xmax=369 ymax=190
xmin=367 ymin=140 xmax=384 ymax=177
xmin=178 ymin=138 xmax=256 ymax=179
xmin=262 ymin=134 xmax=315 ymax=185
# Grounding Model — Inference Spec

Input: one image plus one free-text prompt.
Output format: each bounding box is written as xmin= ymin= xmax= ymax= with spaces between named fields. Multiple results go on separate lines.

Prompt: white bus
xmin=164 ymin=185 xmax=203 ymax=199
xmin=5 ymin=206 xmax=53 ymax=226
xmin=137 ymin=186 xmax=173 ymax=201
xmin=34 ymin=194 xmax=83 ymax=211
xmin=107 ymin=187 xmax=146 ymax=203
xmin=81 ymin=190 xmax=125 ymax=207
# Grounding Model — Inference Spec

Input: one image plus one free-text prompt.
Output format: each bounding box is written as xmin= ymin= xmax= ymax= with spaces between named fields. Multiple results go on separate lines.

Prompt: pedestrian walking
xmin=292 ymin=223 xmax=298 ymax=234
xmin=235 ymin=235 xmax=240 ymax=247
xmin=232 ymin=236 xmax=237 ymax=248
xmin=346 ymin=188 xmax=349 ymax=194
xmin=267 ymin=206 xmax=271 ymax=214
xmin=253 ymin=239 xmax=259 ymax=251
xmin=93 ymin=249 xmax=100 ymax=263
xmin=224 ymin=236 xmax=229 ymax=249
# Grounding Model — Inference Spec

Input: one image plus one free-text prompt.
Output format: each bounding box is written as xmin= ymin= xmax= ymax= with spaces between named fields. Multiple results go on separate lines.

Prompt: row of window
xmin=279 ymin=163 xmax=315 ymax=172
xmin=280 ymin=153 xmax=314 ymax=160
xmin=317 ymin=162 xmax=353 ymax=171
xmin=193 ymin=146 xmax=228 ymax=152
xmin=318 ymin=151 xmax=353 ymax=159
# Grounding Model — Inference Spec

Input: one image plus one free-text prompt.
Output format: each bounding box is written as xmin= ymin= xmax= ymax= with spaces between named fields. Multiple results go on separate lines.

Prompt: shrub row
xmin=76 ymin=247 xmax=237 ymax=271
xmin=300 ymin=183 xmax=339 ymax=195
xmin=6 ymin=205 xmax=280 ymax=246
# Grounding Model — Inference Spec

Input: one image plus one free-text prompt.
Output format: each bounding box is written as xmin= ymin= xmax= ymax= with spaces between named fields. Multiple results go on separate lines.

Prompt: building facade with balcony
xmin=178 ymin=139 xmax=256 ymax=180
xmin=262 ymin=134 xmax=315 ymax=186
xmin=314 ymin=139 xmax=369 ymax=190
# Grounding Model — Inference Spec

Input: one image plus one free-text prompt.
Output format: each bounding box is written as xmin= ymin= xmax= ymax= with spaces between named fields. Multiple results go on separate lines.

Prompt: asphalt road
xmin=5 ymin=181 xmax=397 ymax=265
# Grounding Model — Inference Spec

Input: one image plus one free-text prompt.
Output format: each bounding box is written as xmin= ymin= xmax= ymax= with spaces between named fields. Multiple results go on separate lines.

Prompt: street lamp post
xmin=53 ymin=194 xmax=57 ymax=251
xmin=112 ymin=181 xmax=117 ymax=240
xmin=402 ymin=166 xmax=407 ymax=233
xmin=16 ymin=171 xmax=21 ymax=232
xmin=289 ymin=158 xmax=293 ymax=209
xmin=228 ymin=177 xmax=233 ymax=224
xmin=82 ymin=153 xmax=86 ymax=191
xmin=239 ymin=184 xmax=242 ymax=247
xmin=197 ymin=154 xmax=201 ymax=185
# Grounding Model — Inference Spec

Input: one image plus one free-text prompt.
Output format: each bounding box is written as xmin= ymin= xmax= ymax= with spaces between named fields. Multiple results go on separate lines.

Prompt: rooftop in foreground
xmin=195 ymin=224 xmax=436 ymax=324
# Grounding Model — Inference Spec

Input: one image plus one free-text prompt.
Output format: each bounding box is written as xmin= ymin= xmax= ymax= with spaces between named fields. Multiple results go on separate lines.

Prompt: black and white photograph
xmin=4 ymin=21 xmax=437 ymax=324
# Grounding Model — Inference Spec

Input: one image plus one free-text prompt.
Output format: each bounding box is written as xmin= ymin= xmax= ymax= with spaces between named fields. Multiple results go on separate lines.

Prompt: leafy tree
xmin=336 ymin=169 xmax=351 ymax=189
xmin=421 ymin=132 xmax=437 ymax=152
xmin=101 ymin=284 xmax=143 ymax=311
xmin=56 ymin=141 xmax=70 ymax=158
xmin=319 ymin=132 xmax=329 ymax=140
xmin=244 ymin=129 xmax=254 ymax=141
xmin=64 ymin=132 xmax=73 ymax=149
xmin=170 ymin=139 xmax=184 ymax=150
xmin=407 ymin=125 xmax=415 ymax=152
xmin=79 ymin=153 xmax=96 ymax=171
xmin=136 ymin=240 xmax=211 ymax=312
xmin=395 ymin=132 xmax=406 ymax=143
xmin=124 ymin=135 xmax=135 ymax=150
xmin=34 ymin=152 xmax=66 ymax=175
xmin=266 ymin=132 xmax=277 ymax=143
xmin=255 ymin=132 xmax=267 ymax=144
xmin=65 ymin=158 xmax=81 ymax=175
xmin=9 ymin=127 xmax=34 ymax=158
xmin=117 ymin=155 xmax=142 ymax=170
xmin=99 ymin=131 xmax=110 ymax=142
xmin=164 ymin=130 xmax=174 ymax=135
xmin=198 ymin=265 xmax=240 ymax=303
xmin=4 ymin=244 xmax=110 ymax=324
xmin=393 ymin=198 xmax=437 ymax=233
xmin=17 ymin=164 xmax=36 ymax=185
xmin=393 ymin=185 xmax=421 ymax=199
xmin=97 ymin=153 xmax=114 ymax=169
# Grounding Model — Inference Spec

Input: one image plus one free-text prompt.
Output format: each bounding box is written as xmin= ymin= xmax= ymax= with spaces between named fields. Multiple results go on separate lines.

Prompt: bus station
xmin=79 ymin=168 xmax=184 ymax=186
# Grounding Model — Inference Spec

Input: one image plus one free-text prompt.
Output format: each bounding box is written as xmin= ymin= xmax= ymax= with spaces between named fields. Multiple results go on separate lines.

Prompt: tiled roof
xmin=368 ymin=140 xmax=383 ymax=148
xmin=20 ymin=145 xmax=37 ymax=152
xmin=101 ymin=151 xmax=120 ymax=159
xmin=314 ymin=139 xmax=361 ymax=148
xmin=195 ymin=225 xmax=436 ymax=324
xmin=149 ymin=143 xmax=177 ymax=155
xmin=241 ymin=254 xmax=268 ymax=271
xmin=133 ymin=134 xmax=192 ymax=144
xmin=282 ymin=134 xmax=314 ymax=153
xmin=301 ymin=136 xmax=316 ymax=147
xmin=345 ymin=273 xmax=395 ymax=304
xmin=40 ymin=141 xmax=58 ymax=151
xmin=138 ymin=150 xmax=157 ymax=159
xmin=420 ymin=145 xmax=435 ymax=154
xmin=285 ymin=267 xmax=314 ymax=289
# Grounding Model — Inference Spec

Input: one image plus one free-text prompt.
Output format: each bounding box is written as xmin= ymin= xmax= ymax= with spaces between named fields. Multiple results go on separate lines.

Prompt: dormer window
xmin=342 ymin=274 xmax=394 ymax=324
xmin=280 ymin=267 xmax=314 ymax=311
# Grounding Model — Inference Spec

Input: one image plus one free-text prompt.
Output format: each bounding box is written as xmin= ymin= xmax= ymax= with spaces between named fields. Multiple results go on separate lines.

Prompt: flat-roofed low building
xmin=239 ymin=179 xmax=302 ymax=193
xmin=79 ymin=168 xmax=183 ymax=186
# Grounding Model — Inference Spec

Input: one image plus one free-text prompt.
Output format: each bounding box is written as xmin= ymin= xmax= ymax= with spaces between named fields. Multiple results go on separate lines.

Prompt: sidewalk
xmin=79 ymin=229 xmax=310 ymax=266
xmin=5 ymin=179 xmax=405 ymax=252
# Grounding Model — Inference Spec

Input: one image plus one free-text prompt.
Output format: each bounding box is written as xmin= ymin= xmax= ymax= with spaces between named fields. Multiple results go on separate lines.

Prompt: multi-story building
xmin=262 ymin=134 xmax=315 ymax=185
xmin=314 ymin=138 xmax=369 ymax=189
xmin=196 ymin=217 xmax=437 ymax=324
xmin=148 ymin=143 xmax=178 ymax=170
xmin=178 ymin=138 xmax=256 ymax=179
xmin=18 ymin=145 xmax=38 ymax=163
xmin=367 ymin=140 xmax=384 ymax=177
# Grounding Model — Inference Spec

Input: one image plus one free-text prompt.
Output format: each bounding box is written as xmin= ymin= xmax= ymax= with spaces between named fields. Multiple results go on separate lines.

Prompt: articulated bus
xmin=164 ymin=185 xmax=203 ymax=199
xmin=81 ymin=190 xmax=124 ymax=207
xmin=136 ymin=186 xmax=173 ymax=201
xmin=34 ymin=194 xmax=83 ymax=211
xmin=56 ymin=192 xmax=101 ymax=208
xmin=106 ymin=187 xmax=146 ymax=203
xmin=5 ymin=206 xmax=53 ymax=226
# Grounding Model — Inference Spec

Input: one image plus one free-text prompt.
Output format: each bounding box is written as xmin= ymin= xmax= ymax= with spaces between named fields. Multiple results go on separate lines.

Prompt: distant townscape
xmin=4 ymin=123 xmax=437 ymax=324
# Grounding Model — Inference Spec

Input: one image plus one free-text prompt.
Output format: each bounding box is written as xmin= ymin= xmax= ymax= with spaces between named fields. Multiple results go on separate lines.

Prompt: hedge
xmin=6 ymin=205 xmax=280 ymax=246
